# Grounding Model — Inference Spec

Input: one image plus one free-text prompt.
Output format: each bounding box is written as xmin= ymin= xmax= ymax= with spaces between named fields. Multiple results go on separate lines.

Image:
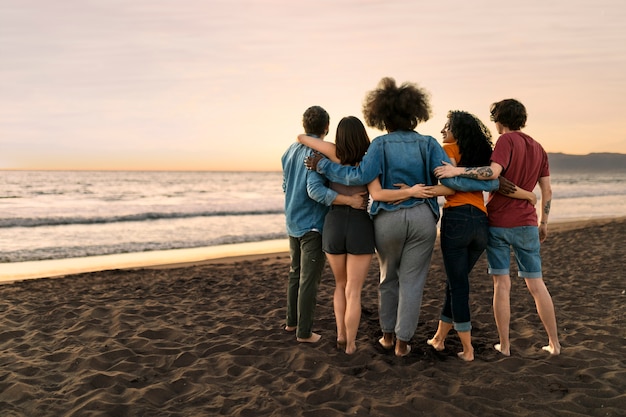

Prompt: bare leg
xmin=326 ymin=254 xmax=348 ymax=347
xmin=457 ymin=330 xmax=474 ymax=361
xmin=427 ymin=320 xmax=452 ymax=351
xmin=525 ymin=278 xmax=561 ymax=355
xmin=344 ymin=254 xmax=372 ymax=355
xmin=493 ymin=274 xmax=511 ymax=356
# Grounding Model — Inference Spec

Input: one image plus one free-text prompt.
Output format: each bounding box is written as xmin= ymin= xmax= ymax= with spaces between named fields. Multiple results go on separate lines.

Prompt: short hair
xmin=302 ymin=106 xmax=330 ymax=136
xmin=362 ymin=77 xmax=431 ymax=132
xmin=489 ymin=99 xmax=527 ymax=131
xmin=335 ymin=116 xmax=370 ymax=166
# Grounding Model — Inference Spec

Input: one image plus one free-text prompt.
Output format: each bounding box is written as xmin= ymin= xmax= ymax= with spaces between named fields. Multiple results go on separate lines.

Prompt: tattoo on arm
xmin=462 ymin=168 xmax=479 ymax=180
xmin=476 ymin=167 xmax=493 ymax=178
xmin=462 ymin=166 xmax=493 ymax=179
xmin=544 ymin=200 xmax=551 ymax=215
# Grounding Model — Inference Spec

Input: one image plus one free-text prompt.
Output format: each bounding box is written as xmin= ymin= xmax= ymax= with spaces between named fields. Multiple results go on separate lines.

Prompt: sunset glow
xmin=1 ymin=0 xmax=625 ymax=171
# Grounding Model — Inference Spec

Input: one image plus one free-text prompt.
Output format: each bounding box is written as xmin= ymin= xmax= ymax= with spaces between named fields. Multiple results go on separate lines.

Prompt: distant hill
xmin=548 ymin=153 xmax=626 ymax=172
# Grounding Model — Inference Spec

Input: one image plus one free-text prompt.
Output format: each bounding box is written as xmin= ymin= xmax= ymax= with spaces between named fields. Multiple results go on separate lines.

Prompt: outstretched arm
xmin=297 ymin=134 xmax=341 ymax=163
xmin=306 ymin=169 xmax=339 ymax=207
xmin=498 ymin=177 xmax=538 ymax=205
xmin=305 ymin=165 xmax=368 ymax=210
xmin=367 ymin=177 xmax=454 ymax=204
xmin=333 ymin=192 xmax=369 ymax=210
xmin=435 ymin=161 xmax=503 ymax=180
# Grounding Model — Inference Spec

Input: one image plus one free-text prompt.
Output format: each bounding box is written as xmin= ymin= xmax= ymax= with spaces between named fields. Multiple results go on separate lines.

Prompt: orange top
xmin=442 ymin=142 xmax=488 ymax=214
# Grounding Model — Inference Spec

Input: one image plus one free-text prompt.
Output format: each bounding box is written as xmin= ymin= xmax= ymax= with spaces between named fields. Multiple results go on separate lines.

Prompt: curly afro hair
xmin=362 ymin=77 xmax=431 ymax=132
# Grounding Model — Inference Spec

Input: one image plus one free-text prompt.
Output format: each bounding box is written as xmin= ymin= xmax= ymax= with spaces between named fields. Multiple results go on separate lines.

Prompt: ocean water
xmin=0 ymin=171 xmax=285 ymax=263
xmin=1 ymin=170 xmax=625 ymax=263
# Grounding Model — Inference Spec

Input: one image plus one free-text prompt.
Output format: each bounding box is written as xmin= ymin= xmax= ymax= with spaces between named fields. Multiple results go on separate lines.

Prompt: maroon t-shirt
xmin=487 ymin=131 xmax=550 ymax=227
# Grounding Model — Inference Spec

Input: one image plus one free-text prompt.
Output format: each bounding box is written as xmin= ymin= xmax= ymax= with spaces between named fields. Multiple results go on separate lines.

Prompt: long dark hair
xmin=335 ymin=116 xmax=370 ymax=166
xmin=447 ymin=110 xmax=493 ymax=167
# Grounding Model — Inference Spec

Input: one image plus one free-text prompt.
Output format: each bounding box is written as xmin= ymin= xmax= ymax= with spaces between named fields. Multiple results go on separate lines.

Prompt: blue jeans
xmin=287 ymin=232 xmax=326 ymax=339
xmin=440 ymin=205 xmax=489 ymax=332
xmin=487 ymin=226 xmax=542 ymax=278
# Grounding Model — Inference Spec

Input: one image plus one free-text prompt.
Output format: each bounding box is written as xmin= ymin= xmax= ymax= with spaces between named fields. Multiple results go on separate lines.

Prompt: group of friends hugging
xmin=281 ymin=77 xmax=561 ymax=360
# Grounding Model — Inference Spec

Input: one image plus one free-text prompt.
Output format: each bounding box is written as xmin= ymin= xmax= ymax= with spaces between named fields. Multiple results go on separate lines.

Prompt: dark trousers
xmin=440 ymin=205 xmax=489 ymax=331
xmin=287 ymin=231 xmax=325 ymax=339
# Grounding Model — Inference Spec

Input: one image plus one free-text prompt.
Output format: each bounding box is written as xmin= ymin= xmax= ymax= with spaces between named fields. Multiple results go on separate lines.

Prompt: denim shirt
xmin=282 ymin=142 xmax=338 ymax=237
xmin=315 ymin=130 xmax=499 ymax=219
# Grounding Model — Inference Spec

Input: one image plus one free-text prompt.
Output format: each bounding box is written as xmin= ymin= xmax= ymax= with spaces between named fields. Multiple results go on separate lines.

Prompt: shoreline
xmin=1 ymin=216 xmax=623 ymax=284
xmin=0 ymin=239 xmax=289 ymax=284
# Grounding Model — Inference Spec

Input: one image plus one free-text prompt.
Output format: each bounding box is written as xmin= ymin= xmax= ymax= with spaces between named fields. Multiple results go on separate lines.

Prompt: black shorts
xmin=322 ymin=206 xmax=375 ymax=255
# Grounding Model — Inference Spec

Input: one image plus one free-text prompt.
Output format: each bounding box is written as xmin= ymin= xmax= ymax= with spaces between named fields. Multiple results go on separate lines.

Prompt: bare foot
xmin=345 ymin=342 xmax=357 ymax=355
xmin=378 ymin=337 xmax=393 ymax=350
xmin=457 ymin=350 xmax=474 ymax=362
xmin=297 ymin=332 xmax=321 ymax=343
xmin=542 ymin=344 xmax=561 ymax=355
xmin=336 ymin=340 xmax=347 ymax=350
xmin=284 ymin=325 xmax=296 ymax=332
xmin=494 ymin=343 xmax=510 ymax=356
xmin=395 ymin=344 xmax=411 ymax=357
xmin=427 ymin=336 xmax=445 ymax=351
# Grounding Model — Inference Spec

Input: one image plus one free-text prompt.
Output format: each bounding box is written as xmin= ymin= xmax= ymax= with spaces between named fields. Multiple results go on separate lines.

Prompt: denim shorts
xmin=486 ymin=226 xmax=543 ymax=278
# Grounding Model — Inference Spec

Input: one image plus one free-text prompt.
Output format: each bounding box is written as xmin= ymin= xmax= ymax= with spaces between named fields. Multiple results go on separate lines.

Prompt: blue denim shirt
xmin=282 ymin=142 xmax=338 ymax=237
xmin=315 ymin=130 xmax=499 ymax=219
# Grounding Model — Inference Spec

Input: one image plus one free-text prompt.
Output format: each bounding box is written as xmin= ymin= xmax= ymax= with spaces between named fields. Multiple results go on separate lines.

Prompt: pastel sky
xmin=1 ymin=0 xmax=625 ymax=171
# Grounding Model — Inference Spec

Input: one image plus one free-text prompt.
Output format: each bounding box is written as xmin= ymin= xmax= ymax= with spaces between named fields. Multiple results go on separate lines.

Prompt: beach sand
xmin=0 ymin=218 xmax=624 ymax=416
